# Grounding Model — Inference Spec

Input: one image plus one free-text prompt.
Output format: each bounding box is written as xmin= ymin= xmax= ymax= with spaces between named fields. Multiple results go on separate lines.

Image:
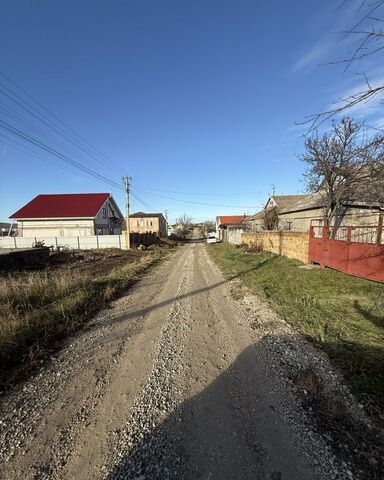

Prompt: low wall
xmin=0 ymin=232 xmax=158 ymax=251
xmin=0 ymin=235 xmax=125 ymax=250
xmin=241 ymin=231 xmax=309 ymax=263
xmin=227 ymin=228 xmax=244 ymax=245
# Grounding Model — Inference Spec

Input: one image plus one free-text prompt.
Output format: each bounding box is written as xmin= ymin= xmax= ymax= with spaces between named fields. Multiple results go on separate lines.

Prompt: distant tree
xmin=202 ymin=220 xmax=216 ymax=234
xmin=299 ymin=118 xmax=384 ymax=226
xmin=262 ymin=206 xmax=279 ymax=230
xmin=175 ymin=214 xmax=193 ymax=239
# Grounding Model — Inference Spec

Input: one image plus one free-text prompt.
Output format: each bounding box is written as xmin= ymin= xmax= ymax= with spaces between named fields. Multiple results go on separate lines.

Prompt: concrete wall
xmin=0 ymin=235 xmax=125 ymax=250
xmin=227 ymin=228 xmax=245 ymax=245
xmin=242 ymin=231 xmax=309 ymax=263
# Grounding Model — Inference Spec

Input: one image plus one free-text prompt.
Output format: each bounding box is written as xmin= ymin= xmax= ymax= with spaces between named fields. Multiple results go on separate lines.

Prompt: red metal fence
xmin=309 ymin=220 xmax=384 ymax=283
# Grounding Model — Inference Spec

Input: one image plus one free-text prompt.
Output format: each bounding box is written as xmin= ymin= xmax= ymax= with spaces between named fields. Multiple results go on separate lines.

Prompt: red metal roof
xmin=10 ymin=193 xmax=110 ymax=219
xmin=218 ymin=215 xmax=246 ymax=225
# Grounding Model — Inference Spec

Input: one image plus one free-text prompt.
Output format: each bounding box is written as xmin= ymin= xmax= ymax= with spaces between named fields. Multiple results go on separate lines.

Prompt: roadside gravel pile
xmin=106 ymin=262 xmax=192 ymax=480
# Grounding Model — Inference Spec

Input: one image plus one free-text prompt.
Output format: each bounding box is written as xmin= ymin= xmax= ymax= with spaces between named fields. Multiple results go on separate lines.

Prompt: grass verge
xmin=0 ymin=250 xmax=165 ymax=380
xmin=208 ymin=243 xmax=384 ymax=422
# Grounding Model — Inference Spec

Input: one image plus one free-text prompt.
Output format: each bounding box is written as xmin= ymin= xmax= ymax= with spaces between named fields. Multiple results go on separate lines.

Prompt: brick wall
xmin=241 ymin=231 xmax=309 ymax=263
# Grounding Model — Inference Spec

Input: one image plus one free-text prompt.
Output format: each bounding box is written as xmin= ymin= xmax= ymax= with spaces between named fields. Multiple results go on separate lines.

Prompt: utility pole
xmin=124 ymin=176 xmax=131 ymax=249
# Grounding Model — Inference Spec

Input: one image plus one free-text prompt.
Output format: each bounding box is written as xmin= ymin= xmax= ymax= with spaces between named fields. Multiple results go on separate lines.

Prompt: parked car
xmin=207 ymin=236 xmax=217 ymax=244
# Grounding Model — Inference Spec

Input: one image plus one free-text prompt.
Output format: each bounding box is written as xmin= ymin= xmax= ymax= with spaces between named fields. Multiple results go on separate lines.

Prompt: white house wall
xmin=18 ymin=219 xmax=95 ymax=237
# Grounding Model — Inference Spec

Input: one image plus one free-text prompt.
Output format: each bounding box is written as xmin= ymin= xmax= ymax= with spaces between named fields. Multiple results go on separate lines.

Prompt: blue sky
xmin=1 ymin=0 xmax=383 ymax=223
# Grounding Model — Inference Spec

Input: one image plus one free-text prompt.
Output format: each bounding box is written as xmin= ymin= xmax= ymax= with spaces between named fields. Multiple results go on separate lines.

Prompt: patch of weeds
xmin=0 ymin=250 xmax=165 ymax=380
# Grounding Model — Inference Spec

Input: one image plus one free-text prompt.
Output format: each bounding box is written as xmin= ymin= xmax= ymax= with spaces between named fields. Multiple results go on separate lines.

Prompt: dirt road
xmin=0 ymin=242 xmax=359 ymax=479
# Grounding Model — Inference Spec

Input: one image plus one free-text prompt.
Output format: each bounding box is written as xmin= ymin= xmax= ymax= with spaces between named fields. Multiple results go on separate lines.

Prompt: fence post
xmin=322 ymin=225 xmax=327 ymax=239
xmin=77 ymin=236 xmax=80 ymax=250
xmin=118 ymin=235 xmax=121 ymax=249
xmin=55 ymin=237 xmax=58 ymax=249
xmin=377 ymin=214 xmax=383 ymax=244
xmin=96 ymin=234 xmax=99 ymax=249
xmin=14 ymin=236 xmax=17 ymax=248
xmin=347 ymin=227 xmax=352 ymax=243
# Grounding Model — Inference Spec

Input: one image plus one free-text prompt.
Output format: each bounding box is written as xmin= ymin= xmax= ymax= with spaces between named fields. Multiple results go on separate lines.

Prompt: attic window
xmin=102 ymin=207 xmax=107 ymax=218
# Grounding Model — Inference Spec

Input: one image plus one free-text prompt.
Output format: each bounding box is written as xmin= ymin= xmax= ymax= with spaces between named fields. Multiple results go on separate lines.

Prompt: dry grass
xmin=0 ymin=251 xmax=162 ymax=374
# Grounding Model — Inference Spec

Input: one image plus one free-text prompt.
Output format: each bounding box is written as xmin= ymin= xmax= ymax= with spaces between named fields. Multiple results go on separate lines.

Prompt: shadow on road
xmin=105 ymin=339 xmax=312 ymax=480
xmin=101 ymin=258 xmax=271 ymax=329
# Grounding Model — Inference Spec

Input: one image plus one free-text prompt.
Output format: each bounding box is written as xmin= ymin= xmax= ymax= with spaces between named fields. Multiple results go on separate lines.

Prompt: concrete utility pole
xmin=164 ymin=210 xmax=168 ymax=237
xmin=124 ymin=176 xmax=131 ymax=249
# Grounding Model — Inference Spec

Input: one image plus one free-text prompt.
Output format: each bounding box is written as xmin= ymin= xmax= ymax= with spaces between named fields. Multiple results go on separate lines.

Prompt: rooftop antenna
xmin=271 ymin=184 xmax=276 ymax=196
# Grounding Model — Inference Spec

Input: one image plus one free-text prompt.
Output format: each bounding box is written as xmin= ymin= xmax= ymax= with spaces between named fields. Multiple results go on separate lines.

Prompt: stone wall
xmin=241 ymin=231 xmax=309 ymax=263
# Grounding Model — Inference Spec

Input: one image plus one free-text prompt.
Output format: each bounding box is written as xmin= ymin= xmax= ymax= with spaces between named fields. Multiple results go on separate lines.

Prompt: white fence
xmin=0 ymin=235 xmax=126 ymax=250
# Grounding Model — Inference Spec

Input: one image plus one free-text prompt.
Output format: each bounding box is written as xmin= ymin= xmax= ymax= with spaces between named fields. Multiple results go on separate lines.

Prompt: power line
xmin=0 ymin=71 xmax=122 ymax=177
xmin=133 ymin=185 xmax=261 ymax=197
xmin=130 ymin=186 xmax=258 ymax=209
xmin=130 ymin=191 xmax=158 ymax=212
xmin=0 ymin=118 xmax=123 ymax=190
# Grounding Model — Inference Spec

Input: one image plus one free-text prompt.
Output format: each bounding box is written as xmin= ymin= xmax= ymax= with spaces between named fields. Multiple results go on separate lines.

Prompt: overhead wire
xmin=133 ymin=184 xmax=261 ymax=197
xmin=0 ymin=71 xmax=122 ymax=177
xmin=0 ymin=72 xmax=260 ymax=213
xmin=0 ymin=118 xmax=123 ymax=189
xmin=130 ymin=186 xmax=258 ymax=209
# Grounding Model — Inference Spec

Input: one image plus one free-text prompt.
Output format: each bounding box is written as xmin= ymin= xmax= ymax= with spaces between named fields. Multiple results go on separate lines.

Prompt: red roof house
xmin=215 ymin=215 xmax=247 ymax=242
xmin=216 ymin=215 xmax=247 ymax=227
xmin=10 ymin=193 xmax=124 ymax=237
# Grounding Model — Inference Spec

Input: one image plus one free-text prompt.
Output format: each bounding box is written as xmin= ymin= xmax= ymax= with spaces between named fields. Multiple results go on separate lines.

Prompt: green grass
xmin=208 ymin=243 xmax=384 ymax=420
xmin=0 ymin=251 xmax=163 ymax=374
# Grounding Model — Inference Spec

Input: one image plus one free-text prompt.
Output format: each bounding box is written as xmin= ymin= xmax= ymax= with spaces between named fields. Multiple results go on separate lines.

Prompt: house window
xmin=137 ymin=220 xmax=140 ymax=227
xmin=102 ymin=207 xmax=107 ymax=218
xmin=286 ymin=221 xmax=293 ymax=231
xmin=147 ymin=220 xmax=153 ymax=227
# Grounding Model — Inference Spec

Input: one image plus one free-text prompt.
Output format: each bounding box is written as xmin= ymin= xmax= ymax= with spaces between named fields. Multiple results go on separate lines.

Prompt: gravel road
xmin=0 ymin=241 xmax=369 ymax=479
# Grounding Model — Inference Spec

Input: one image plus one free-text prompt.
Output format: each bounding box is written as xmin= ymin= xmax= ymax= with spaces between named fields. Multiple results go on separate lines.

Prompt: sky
xmin=1 ymin=0 xmax=383 ymax=224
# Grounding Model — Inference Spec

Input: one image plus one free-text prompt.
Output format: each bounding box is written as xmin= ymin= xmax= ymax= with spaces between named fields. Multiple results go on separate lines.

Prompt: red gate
xmin=309 ymin=221 xmax=384 ymax=283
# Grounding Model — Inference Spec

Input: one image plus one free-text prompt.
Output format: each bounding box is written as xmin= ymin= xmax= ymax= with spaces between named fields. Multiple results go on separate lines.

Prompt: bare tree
xmin=175 ymin=214 xmax=193 ymax=239
xmin=202 ymin=220 xmax=216 ymax=234
xmin=262 ymin=206 xmax=279 ymax=230
xmin=304 ymin=1 xmax=384 ymax=129
xmin=299 ymin=118 xmax=384 ymax=226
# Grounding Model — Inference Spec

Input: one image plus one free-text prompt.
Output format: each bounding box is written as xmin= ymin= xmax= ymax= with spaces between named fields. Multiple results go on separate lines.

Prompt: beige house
xmin=129 ymin=212 xmax=167 ymax=238
xmin=246 ymin=193 xmax=383 ymax=233
xmin=278 ymin=192 xmax=383 ymax=231
xmin=10 ymin=193 xmax=123 ymax=237
xmin=245 ymin=195 xmax=306 ymax=232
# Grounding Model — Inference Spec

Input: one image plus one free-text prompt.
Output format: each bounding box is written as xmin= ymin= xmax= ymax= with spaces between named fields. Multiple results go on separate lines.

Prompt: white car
xmin=206 ymin=236 xmax=217 ymax=244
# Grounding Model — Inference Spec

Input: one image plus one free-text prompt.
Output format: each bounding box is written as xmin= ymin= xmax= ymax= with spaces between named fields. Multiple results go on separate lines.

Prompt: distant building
xmin=246 ymin=195 xmax=306 ymax=232
xmin=10 ymin=193 xmax=123 ymax=237
xmin=216 ymin=215 xmax=247 ymax=241
xmin=245 ymin=193 xmax=383 ymax=232
xmin=129 ymin=212 xmax=167 ymax=238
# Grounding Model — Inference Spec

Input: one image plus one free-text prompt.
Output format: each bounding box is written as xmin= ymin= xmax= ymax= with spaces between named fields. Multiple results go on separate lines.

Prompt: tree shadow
xmin=105 ymin=341 xmax=317 ymax=480
xmin=104 ymin=335 xmax=384 ymax=480
xmin=100 ymin=260 xmax=272 ymax=329
xmin=353 ymin=300 xmax=384 ymax=329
